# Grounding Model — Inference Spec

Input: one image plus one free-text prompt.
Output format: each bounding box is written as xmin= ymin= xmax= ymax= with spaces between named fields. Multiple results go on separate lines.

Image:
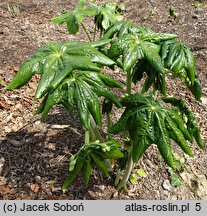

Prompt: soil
xmin=0 ymin=0 xmax=207 ymax=200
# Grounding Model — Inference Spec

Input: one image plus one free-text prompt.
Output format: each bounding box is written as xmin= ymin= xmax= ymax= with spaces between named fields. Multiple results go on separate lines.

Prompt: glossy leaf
xmin=102 ymin=21 xmax=177 ymax=40
xmin=7 ymin=41 xmax=122 ymax=130
xmin=93 ymin=2 xmax=123 ymax=31
xmin=81 ymin=156 xmax=92 ymax=184
xmin=7 ymin=42 xmax=107 ymax=92
xmin=110 ymin=93 xmax=201 ymax=168
xmin=163 ymin=97 xmax=205 ymax=150
xmin=36 ymin=70 xmax=122 ymax=129
xmin=103 ymin=22 xmax=177 ymax=95
xmin=161 ymin=40 xmax=202 ymax=100
xmin=62 ymin=140 xmax=124 ymax=188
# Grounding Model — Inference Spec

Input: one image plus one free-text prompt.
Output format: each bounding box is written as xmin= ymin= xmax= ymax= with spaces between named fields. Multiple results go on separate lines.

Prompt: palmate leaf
xmin=163 ymin=97 xmax=205 ymax=149
xmin=102 ymin=21 xmax=177 ymax=41
xmin=7 ymin=41 xmax=113 ymax=91
xmin=161 ymin=40 xmax=202 ymax=100
xmin=7 ymin=41 xmax=122 ymax=129
xmin=93 ymin=2 xmax=123 ymax=31
xmin=52 ymin=0 xmax=96 ymax=35
xmin=102 ymin=21 xmax=177 ymax=95
xmin=110 ymin=93 xmax=203 ymax=168
xmin=103 ymin=21 xmax=201 ymax=100
xmin=36 ymin=70 xmax=122 ymax=130
xmin=106 ymin=34 xmax=169 ymax=94
xmin=62 ymin=140 xmax=124 ymax=189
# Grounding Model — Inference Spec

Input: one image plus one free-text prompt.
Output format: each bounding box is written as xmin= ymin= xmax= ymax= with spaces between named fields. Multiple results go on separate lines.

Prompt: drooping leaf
xmin=163 ymin=97 xmax=205 ymax=149
xmin=161 ymin=40 xmax=202 ymax=100
xmin=63 ymin=140 xmax=123 ymax=188
xmin=81 ymin=155 xmax=92 ymax=184
xmin=102 ymin=21 xmax=201 ymax=99
xmin=102 ymin=21 xmax=177 ymax=40
xmin=7 ymin=42 xmax=103 ymax=93
xmin=62 ymin=147 xmax=88 ymax=190
xmin=110 ymin=93 xmax=202 ymax=168
xmin=36 ymin=70 xmax=121 ymax=129
xmin=91 ymin=153 xmax=109 ymax=176
xmin=93 ymin=2 xmax=123 ymax=31
xmin=7 ymin=41 xmax=121 ymax=130
xmin=103 ymin=22 xmax=177 ymax=95
xmin=102 ymin=21 xmax=153 ymax=39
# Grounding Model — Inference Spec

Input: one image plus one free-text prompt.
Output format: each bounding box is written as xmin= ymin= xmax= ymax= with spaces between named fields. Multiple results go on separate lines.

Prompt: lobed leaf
xmin=163 ymin=97 xmax=205 ymax=149
xmin=63 ymin=140 xmax=123 ymax=188
xmin=110 ymin=94 xmax=204 ymax=168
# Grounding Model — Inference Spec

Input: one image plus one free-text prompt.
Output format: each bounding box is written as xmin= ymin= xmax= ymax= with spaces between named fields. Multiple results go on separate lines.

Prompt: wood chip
xmin=30 ymin=183 xmax=40 ymax=193
xmin=0 ymin=185 xmax=11 ymax=195
xmin=9 ymin=139 xmax=24 ymax=147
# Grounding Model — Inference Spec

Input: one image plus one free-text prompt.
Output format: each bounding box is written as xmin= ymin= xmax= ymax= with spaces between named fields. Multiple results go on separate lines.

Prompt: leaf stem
xmin=117 ymin=151 xmax=133 ymax=190
xmin=85 ymin=130 xmax=90 ymax=144
xmin=107 ymin=112 xmax=112 ymax=139
xmin=80 ymin=22 xmax=92 ymax=42
xmin=153 ymin=90 xmax=158 ymax=99
xmin=89 ymin=116 xmax=104 ymax=142
xmin=126 ymin=70 xmax=132 ymax=94
xmin=114 ymin=168 xmax=121 ymax=186
xmin=93 ymin=23 xmax=97 ymax=41
xmin=100 ymin=28 xmax=103 ymax=39
xmin=89 ymin=116 xmax=112 ymax=171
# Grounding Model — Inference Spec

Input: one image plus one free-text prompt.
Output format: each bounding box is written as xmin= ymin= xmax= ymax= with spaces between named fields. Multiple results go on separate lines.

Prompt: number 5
xmin=195 ymin=203 xmax=201 ymax=211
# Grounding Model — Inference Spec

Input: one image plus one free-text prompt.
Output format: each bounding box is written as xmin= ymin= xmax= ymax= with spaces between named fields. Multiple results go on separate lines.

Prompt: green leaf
xmin=130 ymin=173 xmax=138 ymax=184
xmin=161 ymin=40 xmax=201 ymax=99
xmin=188 ymin=77 xmax=202 ymax=101
xmin=52 ymin=12 xmax=71 ymax=25
xmin=155 ymin=113 xmax=174 ymax=168
xmin=163 ymin=97 xmax=205 ymax=150
xmin=103 ymin=21 xmax=177 ymax=40
xmin=93 ymin=3 xmax=123 ymax=31
xmin=64 ymin=46 xmax=115 ymax=66
xmin=136 ymin=169 xmax=148 ymax=177
xmin=63 ymin=140 xmax=123 ymax=188
xmin=102 ymin=21 xmax=153 ymax=39
xmin=75 ymin=0 xmax=87 ymax=10
xmin=52 ymin=0 xmax=95 ymax=35
xmin=105 ymin=27 xmax=173 ymax=94
xmin=66 ymin=13 xmax=79 ymax=34
xmin=6 ymin=52 xmax=43 ymax=90
xmin=110 ymin=94 xmax=203 ymax=168
xmin=166 ymin=116 xmax=193 ymax=156
xmin=7 ymin=41 xmax=121 ymax=129
xmin=62 ymin=148 xmax=88 ymax=189
xmin=91 ymin=153 xmax=109 ymax=176
xmin=81 ymin=155 xmax=92 ymax=184
xmin=170 ymin=172 xmax=182 ymax=187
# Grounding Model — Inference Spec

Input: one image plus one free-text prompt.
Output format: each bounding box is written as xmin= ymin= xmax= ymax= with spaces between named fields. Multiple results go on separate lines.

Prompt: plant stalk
xmin=93 ymin=23 xmax=97 ymax=41
xmin=89 ymin=116 xmax=104 ymax=142
xmin=80 ymin=23 xmax=92 ymax=42
xmin=153 ymin=90 xmax=158 ymax=99
xmin=126 ymin=70 xmax=132 ymax=94
xmin=106 ymin=112 xmax=112 ymax=140
xmin=114 ymin=168 xmax=121 ymax=187
xmin=89 ymin=116 xmax=112 ymax=171
xmin=117 ymin=151 xmax=133 ymax=190
xmin=118 ymin=60 xmax=134 ymax=190
xmin=85 ymin=130 xmax=90 ymax=144
xmin=100 ymin=28 xmax=103 ymax=39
